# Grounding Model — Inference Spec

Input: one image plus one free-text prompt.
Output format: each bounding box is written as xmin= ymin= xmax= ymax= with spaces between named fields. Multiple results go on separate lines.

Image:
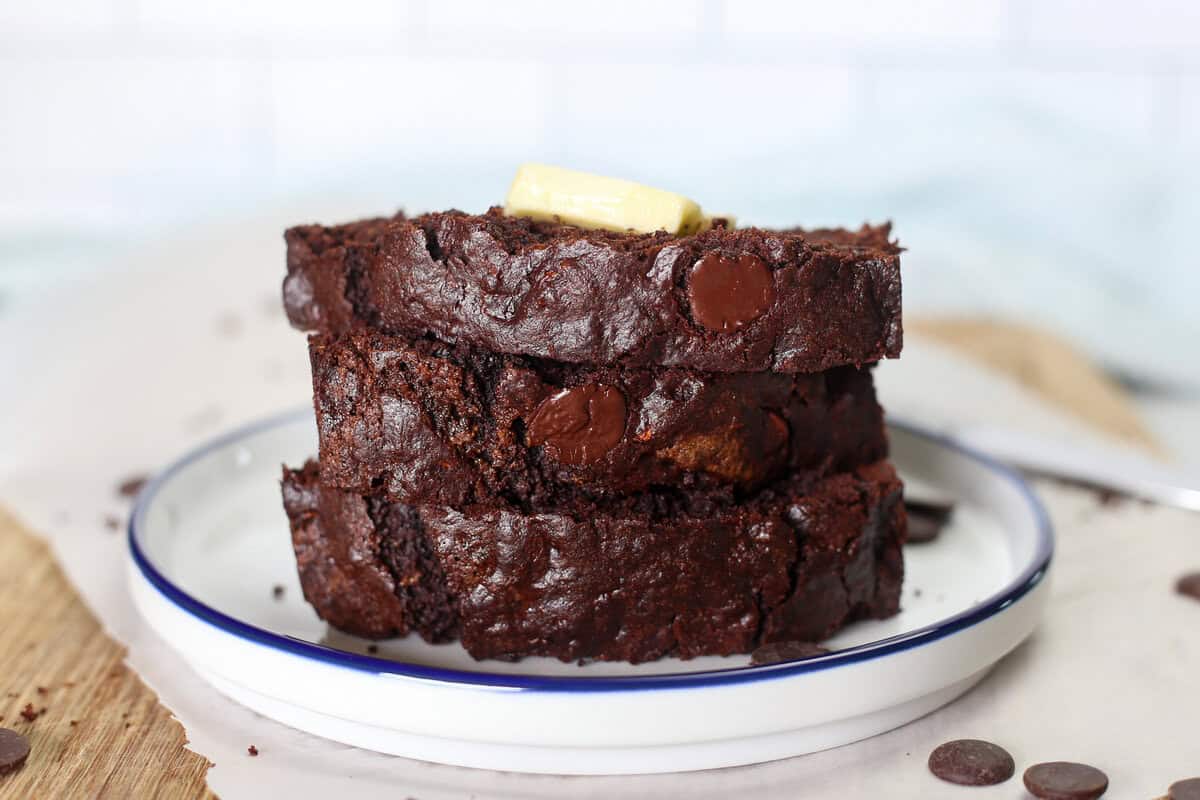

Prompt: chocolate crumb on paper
xmin=117 ymin=475 xmax=149 ymax=499
xmin=247 ymin=745 xmax=259 ymax=757
xmin=1176 ymin=572 xmax=1200 ymax=603
xmin=272 ymin=585 xmax=285 ymax=601
xmin=215 ymin=311 xmax=244 ymax=338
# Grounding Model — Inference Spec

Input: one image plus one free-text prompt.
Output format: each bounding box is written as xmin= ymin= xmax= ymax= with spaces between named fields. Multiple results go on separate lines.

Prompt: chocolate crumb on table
xmin=366 ymin=644 xmax=379 ymax=655
xmin=19 ymin=704 xmax=38 ymax=722
xmin=1176 ymin=572 xmax=1200 ymax=602
xmin=1023 ymin=761 xmax=1108 ymax=799
xmin=117 ymin=475 xmax=149 ymax=499
xmin=247 ymin=745 xmax=259 ymax=757
xmin=0 ymin=728 xmax=31 ymax=776
xmin=272 ymin=585 xmax=285 ymax=600
xmin=927 ymin=739 xmax=1014 ymax=786
xmin=1170 ymin=778 xmax=1200 ymax=800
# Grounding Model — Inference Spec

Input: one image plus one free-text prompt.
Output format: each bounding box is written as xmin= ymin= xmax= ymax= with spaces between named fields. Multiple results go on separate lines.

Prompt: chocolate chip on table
xmin=927 ymin=739 xmax=1015 ymax=786
xmin=1176 ymin=572 xmax=1200 ymax=602
xmin=1023 ymin=761 xmax=1108 ymax=799
xmin=749 ymin=641 xmax=829 ymax=666
xmin=116 ymin=474 xmax=149 ymax=499
xmin=0 ymin=728 xmax=31 ymax=776
xmin=905 ymin=497 xmax=955 ymax=543
xmin=1170 ymin=778 xmax=1200 ymax=800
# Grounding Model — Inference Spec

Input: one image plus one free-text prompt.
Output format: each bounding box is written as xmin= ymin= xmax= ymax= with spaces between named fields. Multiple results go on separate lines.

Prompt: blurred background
xmin=2 ymin=0 xmax=1198 ymax=387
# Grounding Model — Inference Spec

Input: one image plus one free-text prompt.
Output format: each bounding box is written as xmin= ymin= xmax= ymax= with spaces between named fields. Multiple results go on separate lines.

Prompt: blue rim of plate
xmin=129 ymin=408 xmax=1053 ymax=693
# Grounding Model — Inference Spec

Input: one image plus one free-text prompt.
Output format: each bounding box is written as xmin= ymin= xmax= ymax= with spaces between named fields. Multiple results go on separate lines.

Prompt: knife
xmin=951 ymin=424 xmax=1200 ymax=513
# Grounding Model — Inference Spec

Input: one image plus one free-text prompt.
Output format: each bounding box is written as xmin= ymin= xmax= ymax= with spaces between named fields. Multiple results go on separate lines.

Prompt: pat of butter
xmin=505 ymin=163 xmax=720 ymax=235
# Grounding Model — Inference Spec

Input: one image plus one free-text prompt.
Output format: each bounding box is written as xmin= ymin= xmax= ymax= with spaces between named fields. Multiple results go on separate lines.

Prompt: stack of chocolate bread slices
xmin=280 ymin=191 xmax=907 ymax=664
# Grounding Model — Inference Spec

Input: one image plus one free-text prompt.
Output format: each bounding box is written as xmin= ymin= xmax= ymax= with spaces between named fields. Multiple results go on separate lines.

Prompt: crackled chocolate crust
xmin=281 ymin=460 xmax=906 ymax=663
xmin=310 ymin=330 xmax=888 ymax=507
xmin=283 ymin=208 xmax=902 ymax=373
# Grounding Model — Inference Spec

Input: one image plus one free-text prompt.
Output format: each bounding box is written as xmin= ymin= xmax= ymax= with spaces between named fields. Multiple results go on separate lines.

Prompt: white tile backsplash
xmin=1029 ymin=0 xmax=1200 ymax=49
xmin=135 ymin=0 xmax=410 ymax=45
xmin=427 ymin=0 xmax=704 ymax=39
xmin=558 ymin=62 xmax=856 ymax=167
xmin=0 ymin=57 xmax=252 ymax=174
xmin=269 ymin=56 xmax=549 ymax=176
xmin=0 ymin=0 xmax=119 ymax=37
xmin=725 ymin=0 xmax=1011 ymax=45
xmin=1 ymin=0 xmax=1199 ymax=365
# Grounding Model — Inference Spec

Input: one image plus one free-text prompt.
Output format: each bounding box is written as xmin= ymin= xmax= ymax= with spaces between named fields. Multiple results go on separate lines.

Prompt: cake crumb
xmin=367 ymin=644 xmax=379 ymax=655
xmin=215 ymin=311 xmax=244 ymax=338
xmin=20 ymin=704 xmax=38 ymax=722
xmin=117 ymin=474 xmax=149 ymax=499
xmin=35 ymin=687 xmax=47 ymax=695
xmin=69 ymin=720 xmax=78 ymax=727
xmin=103 ymin=515 xmax=121 ymax=531
xmin=247 ymin=745 xmax=259 ymax=757
xmin=272 ymin=585 xmax=285 ymax=600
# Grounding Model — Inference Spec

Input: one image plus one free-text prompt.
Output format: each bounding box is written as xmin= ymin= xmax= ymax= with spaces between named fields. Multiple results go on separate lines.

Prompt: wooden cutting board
xmin=0 ymin=318 xmax=1156 ymax=799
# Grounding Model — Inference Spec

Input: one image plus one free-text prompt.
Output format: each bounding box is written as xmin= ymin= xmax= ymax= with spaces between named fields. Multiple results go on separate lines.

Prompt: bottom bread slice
xmin=282 ymin=460 xmax=906 ymax=664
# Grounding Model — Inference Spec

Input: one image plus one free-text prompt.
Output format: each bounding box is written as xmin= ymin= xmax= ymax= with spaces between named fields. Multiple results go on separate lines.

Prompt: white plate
xmin=127 ymin=410 xmax=1052 ymax=776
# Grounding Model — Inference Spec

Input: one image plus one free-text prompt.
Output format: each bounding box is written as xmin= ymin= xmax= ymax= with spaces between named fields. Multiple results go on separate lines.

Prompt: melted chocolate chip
xmin=688 ymin=253 xmax=775 ymax=332
xmin=528 ymin=386 xmax=627 ymax=466
xmin=928 ymin=739 xmax=1014 ymax=786
xmin=750 ymin=641 xmax=829 ymax=665
xmin=1176 ymin=572 xmax=1200 ymax=602
xmin=905 ymin=497 xmax=955 ymax=544
xmin=0 ymin=728 xmax=30 ymax=776
xmin=1170 ymin=778 xmax=1200 ymax=800
xmin=1023 ymin=761 xmax=1109 ymax=799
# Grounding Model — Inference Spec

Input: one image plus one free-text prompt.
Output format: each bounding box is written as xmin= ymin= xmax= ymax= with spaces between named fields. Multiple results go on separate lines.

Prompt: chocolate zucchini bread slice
xmin=281 ymin=461 xmax=458 ymax=643
xmin=281 ymin=460 xmax=906 ymax=664
xmin=310 ymin=330 xmax=889 ymax=507
xmin=283 ymin=208 xmax=901 ymax=373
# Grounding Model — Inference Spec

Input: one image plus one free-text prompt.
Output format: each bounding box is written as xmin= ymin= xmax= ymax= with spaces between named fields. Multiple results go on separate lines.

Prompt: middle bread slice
xmin=308 ymin=331 xmax=889 ymax=508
